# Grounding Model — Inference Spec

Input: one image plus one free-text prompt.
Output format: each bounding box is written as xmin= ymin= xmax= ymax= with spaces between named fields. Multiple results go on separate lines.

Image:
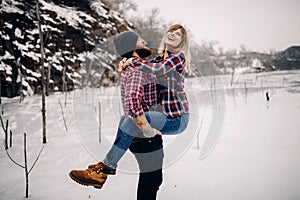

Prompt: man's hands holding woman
xmin=133 ymin=115 xmax=162 ymax=138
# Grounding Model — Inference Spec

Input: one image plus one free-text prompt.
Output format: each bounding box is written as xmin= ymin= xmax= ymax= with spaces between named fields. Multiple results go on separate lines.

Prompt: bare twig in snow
xmin=58 ymin=99 xmax=68 ymax=131
xmin=98 ymin=102 xmax=102 ymax=143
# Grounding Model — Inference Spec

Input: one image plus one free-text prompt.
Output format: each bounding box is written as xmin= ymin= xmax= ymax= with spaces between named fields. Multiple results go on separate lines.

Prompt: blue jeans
xmin=104 ymin=111 xmax=189 ymax=169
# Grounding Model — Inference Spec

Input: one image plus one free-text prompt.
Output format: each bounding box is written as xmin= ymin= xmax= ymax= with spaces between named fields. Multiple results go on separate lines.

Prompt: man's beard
xmin=135 ymin=47 xmax=152 ymax=58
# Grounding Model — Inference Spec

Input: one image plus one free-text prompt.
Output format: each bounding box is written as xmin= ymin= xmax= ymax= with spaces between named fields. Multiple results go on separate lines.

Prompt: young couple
xmin=69 ymin=24 xmax=190 ymax=199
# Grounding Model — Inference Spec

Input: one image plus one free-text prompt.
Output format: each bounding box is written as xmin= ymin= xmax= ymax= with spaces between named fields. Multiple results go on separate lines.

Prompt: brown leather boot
xmin=87 ymin=161 xmax=116 ymax=175
xmin=69 ymin=167 xmax=108 ymax=189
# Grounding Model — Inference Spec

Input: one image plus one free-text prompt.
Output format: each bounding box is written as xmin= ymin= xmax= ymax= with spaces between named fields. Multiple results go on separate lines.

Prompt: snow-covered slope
xmin=0 ymin=0 xmax=132 ymax=97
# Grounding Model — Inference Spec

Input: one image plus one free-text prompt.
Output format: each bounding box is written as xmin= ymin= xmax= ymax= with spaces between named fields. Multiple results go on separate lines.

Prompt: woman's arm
xmin=133 ymin=51 xmax=186 ymax=75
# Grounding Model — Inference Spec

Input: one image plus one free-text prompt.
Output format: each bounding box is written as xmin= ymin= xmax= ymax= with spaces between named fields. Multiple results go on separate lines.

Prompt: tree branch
xmin=29 ymin=145 xmax=45 ymax=174
xmin=5 ymin=144 xmax=24 ymax=168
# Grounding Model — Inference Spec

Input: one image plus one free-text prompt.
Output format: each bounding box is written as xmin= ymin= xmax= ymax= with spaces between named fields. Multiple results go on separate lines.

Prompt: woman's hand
xmin=118 ymin=57 xmax=134 ymax=72
xmin=118 ymin=58 xmax=127 ymax=72
xmin=125 ymin=58 xmax=134 ymax=66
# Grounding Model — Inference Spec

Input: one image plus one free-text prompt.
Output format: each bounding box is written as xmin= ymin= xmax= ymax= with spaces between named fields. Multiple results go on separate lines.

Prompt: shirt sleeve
xmin=132 ymin=51 xmax=186 ymax=75
xmin=124 ymin=70 xmax=145 ymax=118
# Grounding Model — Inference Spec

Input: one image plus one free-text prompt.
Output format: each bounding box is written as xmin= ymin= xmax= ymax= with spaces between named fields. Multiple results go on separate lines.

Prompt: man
xmin=69 ymin=31 xmax=164 ymax=199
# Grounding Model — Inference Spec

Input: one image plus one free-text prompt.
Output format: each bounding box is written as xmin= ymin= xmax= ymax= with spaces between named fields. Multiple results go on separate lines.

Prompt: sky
xmin=132 ymin=0 xmax=300 ymax=52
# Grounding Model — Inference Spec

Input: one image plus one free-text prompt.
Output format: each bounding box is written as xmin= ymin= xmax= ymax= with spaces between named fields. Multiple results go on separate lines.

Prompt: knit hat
xmin=113 ymin=31 xmax=139 ymax=58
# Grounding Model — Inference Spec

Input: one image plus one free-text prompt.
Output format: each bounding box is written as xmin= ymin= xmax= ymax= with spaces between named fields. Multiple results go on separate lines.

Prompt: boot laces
xmin=87 ymin=163 xmax=104 ymax=174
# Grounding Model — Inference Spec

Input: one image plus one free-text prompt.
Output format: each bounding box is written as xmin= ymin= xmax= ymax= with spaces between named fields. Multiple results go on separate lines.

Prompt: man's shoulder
xmin=122 ymin=66 xmax=145 ymax=79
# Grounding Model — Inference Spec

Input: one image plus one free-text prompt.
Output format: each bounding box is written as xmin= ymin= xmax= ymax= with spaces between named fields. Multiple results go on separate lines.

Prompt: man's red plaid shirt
xmin=120 ymin=66 xmax=157 ymax=119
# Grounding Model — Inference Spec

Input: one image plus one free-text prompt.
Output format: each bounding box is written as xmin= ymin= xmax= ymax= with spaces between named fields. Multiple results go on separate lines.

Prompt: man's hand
xmin=153 ymin=128 xmax=162 ymax=136
xmin=133 ymin=114 xmax=161 ymax=138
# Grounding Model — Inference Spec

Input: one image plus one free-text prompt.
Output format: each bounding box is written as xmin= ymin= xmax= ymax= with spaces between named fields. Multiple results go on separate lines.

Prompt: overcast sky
xmin=132 ymin=0 xmax=300 ymax=52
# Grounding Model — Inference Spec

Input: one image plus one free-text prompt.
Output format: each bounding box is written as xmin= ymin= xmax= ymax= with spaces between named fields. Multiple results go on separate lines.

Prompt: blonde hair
xmin=158 ymin=24 xmax=191 ymax=68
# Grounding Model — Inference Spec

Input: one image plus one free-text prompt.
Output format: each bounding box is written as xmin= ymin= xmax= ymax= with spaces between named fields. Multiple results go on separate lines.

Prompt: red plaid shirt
xmin=132 ymin=51 xmax=189 ymax=117
xmin=120 ymin=66 xmax=157 ymax=118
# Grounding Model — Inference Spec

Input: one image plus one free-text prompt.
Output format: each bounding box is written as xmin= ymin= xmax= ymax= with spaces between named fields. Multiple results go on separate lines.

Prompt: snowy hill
xmin=0 ymin=0 xmax=132 ymax=98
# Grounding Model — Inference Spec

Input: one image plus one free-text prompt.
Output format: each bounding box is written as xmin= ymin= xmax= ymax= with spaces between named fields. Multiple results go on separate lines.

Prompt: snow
xmin=41 ymin=24 xmax=62 ymax=33
xmin=25 ymin=69 xmax=41 ymax=79
xmin=4 ymin=22 xmax=13 ymax=29
xmin=25 ymin=77 xmax=38 ymax=82
xmin=5 ymin=65 xmax=13 ymax=75
xmin=40 ymin=0 xmax=96 ymax=29
xmin=0 ymin=51 xmax=14 ymax=60
xmin=14 ymin=28 xmax=24 ymax=39
xmin=0 ymin=70 xmax=300 ymax=200
xmin=5 ymin=77 xmax=12 ymax=82
xmin=1 ymin=33 xmax=10 ymax=40
xmin=25 ymin=29 xmax=39 ymax=35
xmin=41 ymin=15 xmax=58 ymax=27
xmin=91 ymin=1 xmax=109 ymax=19
xmin=13 ymin=40 xmax=28 ymax=51
xmin=77 ymin=52 xmax=88 ymax=62
xmin=52 ymin=63 xmax=63 ymax=71
xmin=21 ymin=81 xmax=34 ymax=96
xmin=1 ymin=0 xmax=24 ymax=14
xmin=72 ymin=72 xmax=82 ymax=78
xmin=22 ymin=51 xmax=40 ymax=62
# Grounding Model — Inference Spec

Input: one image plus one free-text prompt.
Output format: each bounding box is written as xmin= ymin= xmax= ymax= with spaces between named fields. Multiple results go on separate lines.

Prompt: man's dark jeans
xmin=129 ymin=135 xmax=164 ymax=200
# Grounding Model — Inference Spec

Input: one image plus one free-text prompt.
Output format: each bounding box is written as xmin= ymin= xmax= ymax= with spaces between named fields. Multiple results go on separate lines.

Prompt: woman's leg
xmin=144 ymin=111 xmax=189 ymax=135
xmin=103 ymin=115 xmax=143 ymax=169
xmin=103 ymin=111 xmax=189 ymax=169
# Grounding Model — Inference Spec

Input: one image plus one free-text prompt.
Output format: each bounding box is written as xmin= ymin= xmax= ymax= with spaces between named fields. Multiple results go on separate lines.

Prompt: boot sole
xmin=69 ymin=171 xmax=104 ymax=189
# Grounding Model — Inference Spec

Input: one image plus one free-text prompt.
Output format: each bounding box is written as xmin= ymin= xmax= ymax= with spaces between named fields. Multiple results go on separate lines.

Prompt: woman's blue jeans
xmin=104 ymin=111 xmax=189 ymax=169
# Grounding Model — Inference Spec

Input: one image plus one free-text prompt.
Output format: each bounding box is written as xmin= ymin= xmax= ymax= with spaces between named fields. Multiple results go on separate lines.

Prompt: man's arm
xmin=125 ymin=70 xmax=158 ymax=138
xmin=132 ymin=115 xmax=156 ymax=138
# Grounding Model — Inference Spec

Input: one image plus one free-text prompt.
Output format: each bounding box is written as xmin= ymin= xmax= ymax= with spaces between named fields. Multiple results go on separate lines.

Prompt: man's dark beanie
xmin=113 ymin=31 xmax=139 ymax=58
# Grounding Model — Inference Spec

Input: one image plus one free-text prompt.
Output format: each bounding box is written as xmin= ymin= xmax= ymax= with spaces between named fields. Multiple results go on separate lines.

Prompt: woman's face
xmin=165 ymin=29 xmax=182 ymax=50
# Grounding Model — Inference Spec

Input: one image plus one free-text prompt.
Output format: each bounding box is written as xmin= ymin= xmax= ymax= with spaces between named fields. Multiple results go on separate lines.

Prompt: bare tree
xmin=62 ymin=65 xmax=68 ymax=106
xmin=0 ymin=74 xmax=2 ymax=105
xmin=7 ymin=133 xmax=44 ymax=198
xmin=1 ymin=116 xmax=44 ymax=198
xmin=0 ymin=115 xmax=9 ymax=149
xmin=36 ymin=0 xmax=47 ymax=143
xmin=46 ymin=62 xmax=51 ymax=96
xmin=98 ymin=101 xmax=101 ymax=143
xmin=16 ymin=58 xmax=25 ymax=102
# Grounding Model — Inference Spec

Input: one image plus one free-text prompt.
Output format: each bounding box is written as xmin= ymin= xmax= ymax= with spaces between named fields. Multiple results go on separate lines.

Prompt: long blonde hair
xmin=158 ymin=24 xmax=191 ymax=68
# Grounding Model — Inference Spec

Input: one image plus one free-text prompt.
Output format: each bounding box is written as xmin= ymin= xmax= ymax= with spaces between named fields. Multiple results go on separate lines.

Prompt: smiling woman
xmin=166 ymin=29 xmax=182 ymax=48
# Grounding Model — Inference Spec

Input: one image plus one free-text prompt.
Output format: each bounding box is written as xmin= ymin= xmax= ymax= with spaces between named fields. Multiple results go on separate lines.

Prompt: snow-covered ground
xmin=1 ymin=70 xmax=300 ymax=200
